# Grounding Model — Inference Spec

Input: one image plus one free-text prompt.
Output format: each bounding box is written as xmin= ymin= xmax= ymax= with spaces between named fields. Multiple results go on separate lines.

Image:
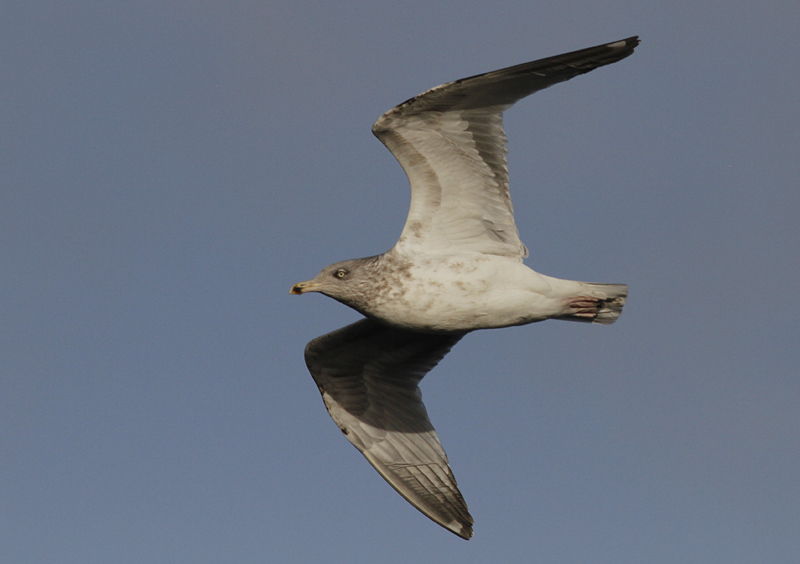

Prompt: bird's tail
xmin=558 ymin=283 xmax=628 ymax=325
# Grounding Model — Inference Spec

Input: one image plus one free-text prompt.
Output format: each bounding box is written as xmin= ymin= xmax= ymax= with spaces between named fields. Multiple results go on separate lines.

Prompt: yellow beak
xmin=290 ymin=280 xmax=321 ymax=295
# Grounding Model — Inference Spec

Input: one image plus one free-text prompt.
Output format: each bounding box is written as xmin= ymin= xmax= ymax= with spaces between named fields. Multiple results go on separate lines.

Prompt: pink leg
xmin=563 ymin=296 xmax=601 ymax=320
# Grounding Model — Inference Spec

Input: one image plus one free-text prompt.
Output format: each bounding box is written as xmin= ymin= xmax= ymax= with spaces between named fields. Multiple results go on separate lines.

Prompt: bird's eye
xmin=334 ymin=268 xmax=348 ymax=279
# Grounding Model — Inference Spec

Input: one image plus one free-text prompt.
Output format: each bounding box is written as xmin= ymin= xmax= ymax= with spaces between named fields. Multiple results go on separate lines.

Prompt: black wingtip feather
xmin=374 ymin=36 xmax=641 ymax=127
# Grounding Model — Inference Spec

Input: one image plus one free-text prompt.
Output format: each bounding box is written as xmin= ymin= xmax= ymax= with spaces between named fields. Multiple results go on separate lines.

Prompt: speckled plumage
xmin=291 ymin=37 xmax=639 ymax=539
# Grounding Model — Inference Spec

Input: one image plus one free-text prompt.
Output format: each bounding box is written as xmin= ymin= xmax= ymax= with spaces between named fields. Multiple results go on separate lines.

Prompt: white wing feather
xmin=372 ymin=36 xmax=640 ymax=259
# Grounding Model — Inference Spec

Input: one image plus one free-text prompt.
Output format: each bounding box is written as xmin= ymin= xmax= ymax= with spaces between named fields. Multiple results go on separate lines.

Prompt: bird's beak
xmin=290 ymin=280 xmax=321 ymax=295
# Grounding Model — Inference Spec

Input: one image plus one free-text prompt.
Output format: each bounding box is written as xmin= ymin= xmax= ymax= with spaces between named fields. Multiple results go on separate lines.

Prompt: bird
xmin=291 ymin=36 xmax=638 ymax=539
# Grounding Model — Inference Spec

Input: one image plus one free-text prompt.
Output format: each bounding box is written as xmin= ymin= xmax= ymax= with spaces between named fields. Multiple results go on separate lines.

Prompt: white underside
xmin=367 ymin=251 xmax=607 ymax=332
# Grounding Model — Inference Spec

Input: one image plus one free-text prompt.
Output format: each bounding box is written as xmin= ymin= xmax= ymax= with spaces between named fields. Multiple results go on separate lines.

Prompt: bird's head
xmin=290 ymin=257 xmax=379 ymax=310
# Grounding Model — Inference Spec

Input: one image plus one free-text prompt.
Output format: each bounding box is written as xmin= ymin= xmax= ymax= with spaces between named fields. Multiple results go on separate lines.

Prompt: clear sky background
xmin=2 ymin=1 xmax=799 ymax=563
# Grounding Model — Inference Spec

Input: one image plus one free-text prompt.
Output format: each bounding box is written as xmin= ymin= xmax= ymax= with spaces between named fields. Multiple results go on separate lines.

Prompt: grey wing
xmin=372 ymin=36 xmax=640 ymax=258
xmin=304 ymin=319 xmax=472 ymax=539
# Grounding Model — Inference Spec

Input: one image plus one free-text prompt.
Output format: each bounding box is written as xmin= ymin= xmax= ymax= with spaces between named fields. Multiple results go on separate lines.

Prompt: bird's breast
xmin=364 ymin=254 xmax=557 ymax=332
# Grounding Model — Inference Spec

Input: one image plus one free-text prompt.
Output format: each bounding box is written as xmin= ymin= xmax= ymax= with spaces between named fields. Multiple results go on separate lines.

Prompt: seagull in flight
xmin=291 ymin=36 xmax=639 ymax=539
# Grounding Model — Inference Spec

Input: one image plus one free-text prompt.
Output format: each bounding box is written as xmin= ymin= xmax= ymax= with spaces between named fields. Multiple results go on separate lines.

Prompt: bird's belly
xmin=366 ymin=255 xmax=564 ymax=332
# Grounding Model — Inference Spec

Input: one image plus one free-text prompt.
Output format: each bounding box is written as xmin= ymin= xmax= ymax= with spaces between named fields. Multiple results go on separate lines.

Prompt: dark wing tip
xmin=604 ymin=35 xmax=641 ymax=52
xmin=462 ymin=34 xmax=640 ymax=86
xmin=593 ymin=35 xmax=641 ymax=62
xmin=373 ymin=36 xmax=641 ymax=130
xmin=453 ymin=520 xmax=474 ymax=540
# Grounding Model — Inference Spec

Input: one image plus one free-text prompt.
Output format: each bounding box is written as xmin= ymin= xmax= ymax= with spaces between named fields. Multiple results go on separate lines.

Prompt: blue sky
xmin=2 ymin=1 xmax=799 ymax=562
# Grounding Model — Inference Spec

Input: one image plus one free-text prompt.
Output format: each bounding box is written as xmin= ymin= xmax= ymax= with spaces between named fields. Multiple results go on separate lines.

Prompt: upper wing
xmin=372 ymin=36 xmax=640 ymax=259
xmin=304 ymin=319 xmax=472 ymax=539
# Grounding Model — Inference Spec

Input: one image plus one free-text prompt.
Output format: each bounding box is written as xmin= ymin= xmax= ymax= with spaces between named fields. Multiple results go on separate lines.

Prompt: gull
xmin=291 ymin=36 xmax=638 ymax=539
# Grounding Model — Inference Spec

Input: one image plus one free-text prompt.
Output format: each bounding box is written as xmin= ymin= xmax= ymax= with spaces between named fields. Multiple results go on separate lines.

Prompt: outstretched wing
xmin=372 ymin=36 xmax=640 ymax=259
xmin=304 ymin=319 xmax=472 ymax=539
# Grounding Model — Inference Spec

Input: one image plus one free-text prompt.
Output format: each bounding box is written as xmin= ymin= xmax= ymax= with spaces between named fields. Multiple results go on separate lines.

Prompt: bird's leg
xmin=564 ymin=296 xmax=601 ymax=320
